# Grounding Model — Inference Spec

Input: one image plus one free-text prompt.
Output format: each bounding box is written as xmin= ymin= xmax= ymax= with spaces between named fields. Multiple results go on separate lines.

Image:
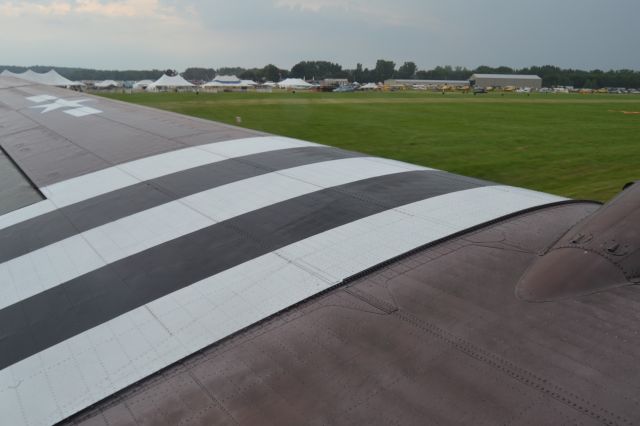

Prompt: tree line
xmin=2 ymin=62 xmax=640 ymax=88
xmin=1 ymin=65 xmax=167 ymax=82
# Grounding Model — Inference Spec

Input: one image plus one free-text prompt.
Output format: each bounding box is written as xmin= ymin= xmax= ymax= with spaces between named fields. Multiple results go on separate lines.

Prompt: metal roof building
xmin=470 ymin=74 xmax=542 ymax=89
xmin=385 ymin=79 xmax=469 ymax=87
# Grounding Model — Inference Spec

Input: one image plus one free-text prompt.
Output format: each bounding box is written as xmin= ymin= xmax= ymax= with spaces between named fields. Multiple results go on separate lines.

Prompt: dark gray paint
xmin=1 ymin=126 xmax=111 ymax=186
xmin=0 ymin=146 xmax=363 ymax=263
xmin=0 ymin=148 xmax=43 ymax=215
xmin=0 ymin=110 xmax=39 ymax=138
xmin=517 ymin=181 xmax=640 ymax=301
xmin=64 ymin=202 xmax=640 ymax=426
xmin=0 ymin=170 xmax=488 ymax=371
xmin=0 ymin=77 xmax=265 ymax=186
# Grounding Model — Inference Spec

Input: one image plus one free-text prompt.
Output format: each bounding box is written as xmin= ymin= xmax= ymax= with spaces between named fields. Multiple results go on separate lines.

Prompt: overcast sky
xmin=1 ymin=0 xmax=638 ymax=71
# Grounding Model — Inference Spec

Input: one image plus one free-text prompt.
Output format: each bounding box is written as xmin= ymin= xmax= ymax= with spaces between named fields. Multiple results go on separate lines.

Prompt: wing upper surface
xmin=0 ymin=78 xmax=568 ymax=425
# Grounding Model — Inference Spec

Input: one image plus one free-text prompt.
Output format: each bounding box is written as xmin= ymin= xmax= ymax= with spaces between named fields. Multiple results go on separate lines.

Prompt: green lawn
xmin=98 ymin=91 xmax=640 ymax=201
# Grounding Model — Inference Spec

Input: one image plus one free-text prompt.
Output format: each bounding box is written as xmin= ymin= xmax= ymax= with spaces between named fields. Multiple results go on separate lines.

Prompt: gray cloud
xmin=0 ymin=0 xmax=637 ymax=70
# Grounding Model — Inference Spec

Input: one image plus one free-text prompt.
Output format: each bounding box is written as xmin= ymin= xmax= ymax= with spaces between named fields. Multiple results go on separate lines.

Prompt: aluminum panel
xmin=0 ymin=170 xmax=487 ymax=373
xmin=0 ymin=185 xmax=563 ymax=426
xmin=40 ymin=136 xmax=316 ymax=207
xmin=0 ymin=200 xmax=56 ymax=231
xmin=0 ymin=146 xmax=360 ymax=263
xmin=0 ymin=160 xmax=435 ymax=310
xmin=278 ymin=185 xmax=566 ymax=283
xmin=0 ymin=149 xmax=43 ymax=215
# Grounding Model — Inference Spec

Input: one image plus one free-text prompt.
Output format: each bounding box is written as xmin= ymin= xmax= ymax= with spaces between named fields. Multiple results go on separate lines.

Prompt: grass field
xmin=98 ymin=91 xmax=640 ymax=201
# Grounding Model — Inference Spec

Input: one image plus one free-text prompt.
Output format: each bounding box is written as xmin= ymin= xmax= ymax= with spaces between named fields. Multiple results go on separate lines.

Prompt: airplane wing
xmin=0 ymin=77 xmax=638 ymax=426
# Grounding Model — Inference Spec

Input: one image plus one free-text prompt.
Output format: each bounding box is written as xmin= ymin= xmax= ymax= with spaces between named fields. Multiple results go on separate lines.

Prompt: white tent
xmin=33 ymin=70 xmax=81 ymax=86
xmin=94 ymin=80 xmax=120 ymax=89
xmin=201 ymin=81 xmax=226 ymax=88
xmin=278 ymin=78 xmax=313 ymax=89
xmin=203 ymin=75 xmax=255 ymax=89
xmin=132 ymin=79 xmax=154 ymax=90
xmin=147 ymin=74 xmax=195 ymax=91
xmin=1 ymin=69 xmax=82 ymax=86
xmin=43 ymin=70 xmax=84 ymax=86
xmin=1 ymin=70 xmax=21 ymax=78
xmin=213 ymin=75 xmax=241 ymax=83
xmin=262 ymin=82 xmax=277 ymax=87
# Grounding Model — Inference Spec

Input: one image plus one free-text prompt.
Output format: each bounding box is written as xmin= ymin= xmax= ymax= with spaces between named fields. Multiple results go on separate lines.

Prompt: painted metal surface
xmin=0 ymin=170 xmax=491 ymax=370
xmin=0 ymin=77 xmax=585 ymax=425
xmin=517 ymin=181 xmax=640 ymax=301
xmin=0 ymin=146 xmax=364 ymax=262
xmin=1 ymin=185 xmax=564 ymax=426
xmin=64 ymin=202 xmax=640 ymax=426
xmin=0 ymin=159 xmax=432 ymax=314
xmin=0 ymin=148 xmax=42 ymax=215
xmin=0 ymin=80 xmax=266 ymax=187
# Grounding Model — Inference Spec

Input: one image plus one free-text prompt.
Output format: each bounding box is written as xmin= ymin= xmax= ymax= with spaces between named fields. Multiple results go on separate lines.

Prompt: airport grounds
xmin=97 ymin=89 xmax=640 ymax=202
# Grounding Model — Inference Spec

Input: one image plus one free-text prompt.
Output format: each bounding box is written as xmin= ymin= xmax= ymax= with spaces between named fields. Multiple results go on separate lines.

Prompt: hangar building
xmin=385 ymin=79 xmax=469 ymax=88
xmin=470 ymin=74 xmax=542 ymax=89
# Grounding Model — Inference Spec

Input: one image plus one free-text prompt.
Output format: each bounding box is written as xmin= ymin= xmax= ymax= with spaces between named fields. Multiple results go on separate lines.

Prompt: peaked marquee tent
xmin=0 ymin=70 xmax=21 ymax=78
xmin=146 ymin=74 xmax=195 ymax=91
xmin=278 ymin=78 xmax=313 ymax=89
xmin=202 ymin=75 xmax=257 ymax=89
xmin=1 ymin=69 xmax=83 ymax=87
xmin=202 ymin=75 xmax=238 ymax=88
xmin=132 ymin=79 xmax=154 ymax=90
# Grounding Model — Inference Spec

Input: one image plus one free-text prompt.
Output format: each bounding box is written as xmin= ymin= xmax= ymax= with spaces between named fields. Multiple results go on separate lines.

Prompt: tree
xmin=183 ymin=67 xmax=216 ymax=82
xmin=473 ymin=65 xmax=514 ymax=75
xmin=4 ymin=62 xmax=640 ymax=89
xmin=352 ymin=63 xmax=364 ymax=82
xmin=290 ymin=61 xmax=346 ymax=80
xmin=217 ymin=67 xmax=247 ymax=76
xmin=290 ymin=62 xmax=307 ymax=79
xmin=374 ymin=59 xmax=395 ymax=82
xmin=165 ymin=69 xmax=178 ymax=77
xmin=239 ymin=69 xmax=260 ymax=81
xmin=396 ymin=61 xmax=417 ymax=79
xmin=262 ymin=64 xmax=284 ymax=82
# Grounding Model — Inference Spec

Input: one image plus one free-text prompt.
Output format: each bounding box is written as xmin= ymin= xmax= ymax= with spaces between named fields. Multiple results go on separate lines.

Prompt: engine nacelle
xmin=516 ymin=182 xmax=640 ymax=302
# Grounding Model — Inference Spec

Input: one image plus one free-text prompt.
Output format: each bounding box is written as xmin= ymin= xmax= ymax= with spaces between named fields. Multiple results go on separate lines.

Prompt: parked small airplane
xmin=333 ymin=83 xmax=357 ymax=92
